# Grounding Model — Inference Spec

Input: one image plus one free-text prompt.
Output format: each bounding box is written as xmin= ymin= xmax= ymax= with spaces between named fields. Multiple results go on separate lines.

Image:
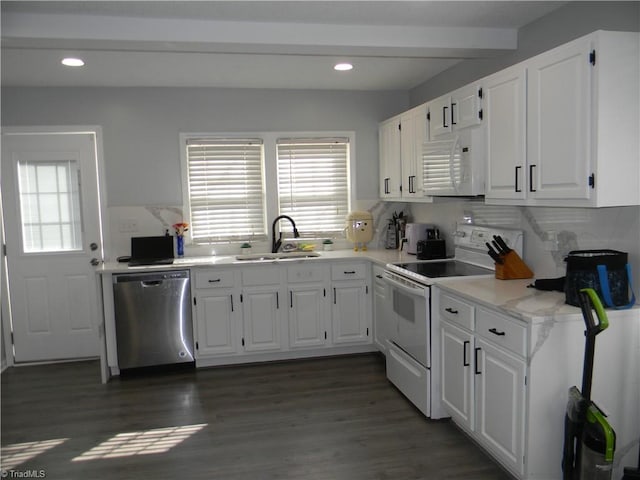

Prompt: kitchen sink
xmin=235 ymin=251 xmax=320 ymax=262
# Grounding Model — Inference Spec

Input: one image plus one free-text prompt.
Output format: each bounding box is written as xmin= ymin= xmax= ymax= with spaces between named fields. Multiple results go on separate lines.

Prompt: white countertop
xmin=95 ymin=248 xmax=419 ymax=274
xmin=434 ymin=276 xmax=640 ymax=324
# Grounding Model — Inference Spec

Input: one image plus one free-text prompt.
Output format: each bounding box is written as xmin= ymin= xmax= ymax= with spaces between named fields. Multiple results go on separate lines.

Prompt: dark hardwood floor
xmin=2 ymin=354 xmax=514 ymax=479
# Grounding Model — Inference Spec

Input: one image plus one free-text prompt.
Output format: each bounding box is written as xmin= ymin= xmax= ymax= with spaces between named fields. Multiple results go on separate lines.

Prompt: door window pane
xmin=17 ymin=160 xmax=83 ymax=253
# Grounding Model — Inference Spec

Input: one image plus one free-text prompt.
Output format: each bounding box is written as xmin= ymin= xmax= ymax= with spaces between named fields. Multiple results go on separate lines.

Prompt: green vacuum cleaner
xmin=562 ymin=288 xmax=616 ymax=480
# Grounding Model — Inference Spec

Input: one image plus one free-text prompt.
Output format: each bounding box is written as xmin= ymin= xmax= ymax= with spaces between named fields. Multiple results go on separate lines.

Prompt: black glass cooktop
xmin=394 ymin=261 xmax=492 ymax=278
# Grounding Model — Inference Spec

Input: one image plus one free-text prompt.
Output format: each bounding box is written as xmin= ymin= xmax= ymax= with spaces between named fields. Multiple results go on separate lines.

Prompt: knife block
xmin=495 ymin=251 xmax=534 ymax=280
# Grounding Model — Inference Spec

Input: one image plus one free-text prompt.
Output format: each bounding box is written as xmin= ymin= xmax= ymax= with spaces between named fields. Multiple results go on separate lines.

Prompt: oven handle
xmin=382 ymin=273 xmax=427 ymax=296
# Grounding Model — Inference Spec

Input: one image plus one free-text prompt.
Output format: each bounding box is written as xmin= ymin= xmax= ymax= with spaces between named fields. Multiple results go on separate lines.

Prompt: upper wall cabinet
xmin=429 ymin=84 xmax=483 ymax=139
xmin=485 ymin=30 xmax=640 ymax=207
xmin=379 ymin=116 xmax=402 ymax=198
xmin=379 ymin=103 xmax=430 ymax=200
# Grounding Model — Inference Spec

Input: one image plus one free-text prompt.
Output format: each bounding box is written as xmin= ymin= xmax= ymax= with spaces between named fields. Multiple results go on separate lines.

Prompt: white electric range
xmin=382 ymin=223 xmax=524 ymax=418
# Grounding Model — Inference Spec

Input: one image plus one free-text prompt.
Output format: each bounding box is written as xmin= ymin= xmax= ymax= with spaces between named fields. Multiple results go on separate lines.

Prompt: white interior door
xmin=2 ymin=131 xmax=103 ymax=363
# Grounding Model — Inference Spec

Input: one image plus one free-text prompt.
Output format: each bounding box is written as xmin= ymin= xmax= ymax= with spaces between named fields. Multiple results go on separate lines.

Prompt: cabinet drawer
xmin=476 ymin=308 xmax=527 ymax=356
xmin=242 ymin=266 xmax=281 ymax=286
xmin=194 ymin=269 xmax=236 ymax=289
xmin=331 ymin=263 xmax=367 ymax=281
xmin=287 ymin=264 xmax=327 ymax=283
xmin=439 ymin=293 xmax=474 ymax=330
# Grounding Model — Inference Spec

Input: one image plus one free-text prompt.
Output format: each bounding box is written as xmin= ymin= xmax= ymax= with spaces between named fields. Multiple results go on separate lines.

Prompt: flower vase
xmin=176 ymin=235 xmax=184 ymax=257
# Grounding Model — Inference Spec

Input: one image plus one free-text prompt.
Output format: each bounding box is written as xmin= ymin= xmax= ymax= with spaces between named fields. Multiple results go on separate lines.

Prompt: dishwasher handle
xmin=142 ymin=280 xmax=162 ymax=287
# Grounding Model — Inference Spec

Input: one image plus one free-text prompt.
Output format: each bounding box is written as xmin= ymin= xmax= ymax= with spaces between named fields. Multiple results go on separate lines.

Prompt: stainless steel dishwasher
xmin=113 ymin=270 xmax=194 ymax=370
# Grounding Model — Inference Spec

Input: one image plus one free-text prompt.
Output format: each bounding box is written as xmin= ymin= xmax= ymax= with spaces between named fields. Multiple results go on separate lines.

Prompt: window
xmin=182 ymin=133 xmax=353 ymax=245
xmin=17 ymin=160 xmax=83 ymax=253
xmin=277 ymin=137 xmax=350 ymax=236
xmin=185 ymin=138 xmax=266 ymax=243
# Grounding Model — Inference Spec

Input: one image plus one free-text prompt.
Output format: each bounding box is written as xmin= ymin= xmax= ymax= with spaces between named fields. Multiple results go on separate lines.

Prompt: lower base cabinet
xmin=437 ymin=286 xmax=640 ymax=480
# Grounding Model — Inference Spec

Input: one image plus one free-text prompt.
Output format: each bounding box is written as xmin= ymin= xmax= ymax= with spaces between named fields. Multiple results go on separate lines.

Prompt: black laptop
xmin=128 ymin=236 xmax=175 ymax=266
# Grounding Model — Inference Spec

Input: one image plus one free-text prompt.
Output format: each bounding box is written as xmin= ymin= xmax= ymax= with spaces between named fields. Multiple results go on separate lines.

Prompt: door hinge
xmin=589 ymin=50 xmax=596 ymax=66
xmin=195 ymin=341 xmax=199 ymax=350
xmin=11 ymin=332 xmax=15 ymax=344
xmin=240 ymin=293 xmax=243 ymax=303
xmin=398 ymin=123 xmax=402 ymax=131
xmin=478 ymin=109 xmax=483 ymax=121
xmin=588 ymin=173 xmax=595 ymax=188
xmin=366 ymin=285 xmax=369 ymax=295
xmin=524 ymin=375 xmax=527 ymax=386
xmin=2 ymin=244 xmax=6 ymax=256
xmin=193 ymin=297 xmax=197 ymax=306
xmin=478 ymin=87 xmax=483 ymax=99
xmin=241 ymin=338 xmax=245 ymax=347
xmin=426 ymin=111 xmax=431 ymax=121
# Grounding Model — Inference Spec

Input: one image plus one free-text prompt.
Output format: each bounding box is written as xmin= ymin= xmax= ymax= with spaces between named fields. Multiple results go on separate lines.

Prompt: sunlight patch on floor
xmin=1 ymin=438 xmax=69 ymax=470
xmin=71 ymin=424 xmax=207 ymax=462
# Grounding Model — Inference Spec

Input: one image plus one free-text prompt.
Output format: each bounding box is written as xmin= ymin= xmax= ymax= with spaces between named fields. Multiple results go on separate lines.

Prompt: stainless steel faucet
xmin=272 ymin=215 xmax=300 ymax=253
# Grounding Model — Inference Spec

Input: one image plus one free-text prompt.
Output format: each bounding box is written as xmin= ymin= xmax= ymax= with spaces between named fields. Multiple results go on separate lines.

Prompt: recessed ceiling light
xmin=334 ymin=63 xmax=353 ymax=71
xmin=61 ymin=57 xmax=85 ymax=67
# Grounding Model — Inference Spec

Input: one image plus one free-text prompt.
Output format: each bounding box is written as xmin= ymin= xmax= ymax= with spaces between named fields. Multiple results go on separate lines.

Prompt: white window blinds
xmin=186 ymin=138 xmax=266 ymax=243
xmin=276 ymin=137 xmax=350 ymax=236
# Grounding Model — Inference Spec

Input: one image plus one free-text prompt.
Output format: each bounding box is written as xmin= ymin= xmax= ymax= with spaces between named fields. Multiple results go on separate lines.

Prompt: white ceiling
xmin=1 ymin=1 xmax=566 ymax=91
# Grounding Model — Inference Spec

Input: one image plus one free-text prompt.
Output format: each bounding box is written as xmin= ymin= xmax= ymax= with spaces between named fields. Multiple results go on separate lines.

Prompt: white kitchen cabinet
xmin=441 ymin=321 xmax=474 ymax=430
xmin=475 ymin=336 xmax=526 ymax=474
xmin=485 ymin=30 xmax=640 ymax=207
xmin=287 ymin=264 xmax=329 ymax=348
xmin=330 ymin=262 xmax=371 ymax=345
xmin=240 ymin=266 xmax=286 ymax=352
xmin=193 ymin=269 xmax=241 ymax=357
xmin=372 ymin=265 xmax=389 ymax=353
xmin=400 ymin=104 xmax=428 ymax=198
xmin=484 ymin=64 xmax=527 ymax=201
xmin=379 ymin=103 xmax=430 ymax=200
xmin=379 ymin=116 xmax=402 ymax=198
xmin=438 ymin=290 xmax=526 ymax=478
xmin=429 ymin=84 xmax=482 ymax=139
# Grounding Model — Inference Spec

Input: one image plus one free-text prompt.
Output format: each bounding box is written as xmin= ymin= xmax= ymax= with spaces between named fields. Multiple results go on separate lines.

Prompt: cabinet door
xmin=195 ymin=292 xmax=239 ymax=356
xmin=429 ymin=94 xmax=453 ymax=138
xmin=484 ymin=65 xmax=527 ymax=201
xmin=441 ymin=322 xmax=474 ymax=430
xmin=527 ymin=37 xmax=591 ymax=200
xmin=379 ymin=117 xmax=402 ymax=198
xmin=241 ymin=287 xmax=282 ymax=352
xmin=475 ymin=337 xmax=526 ymax=476
xmin=289 ymin=284 xmax=327 ymax=348
xmin=400 ymin=104 xmax=427 ymax=197
xmin=451 ymin=84 xmax=483 ymax=130
xmin=332 ymin=282 xmax=370 ymax=344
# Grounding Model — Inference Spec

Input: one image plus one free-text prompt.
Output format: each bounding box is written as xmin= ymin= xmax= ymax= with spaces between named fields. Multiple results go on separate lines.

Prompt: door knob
xmin=90 ymin=258 xmax=100 ymax=266
xmin=90 ymin=243 xmax=99 ymax=251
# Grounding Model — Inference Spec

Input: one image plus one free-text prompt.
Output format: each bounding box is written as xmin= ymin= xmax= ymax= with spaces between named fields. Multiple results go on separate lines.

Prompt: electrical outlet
xmin=119 ymin=219 xmax=139 ymax=233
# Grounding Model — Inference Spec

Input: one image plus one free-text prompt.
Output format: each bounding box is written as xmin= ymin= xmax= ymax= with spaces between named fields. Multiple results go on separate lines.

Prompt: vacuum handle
xmin=579 ymin=288 xmax=609 ymax=334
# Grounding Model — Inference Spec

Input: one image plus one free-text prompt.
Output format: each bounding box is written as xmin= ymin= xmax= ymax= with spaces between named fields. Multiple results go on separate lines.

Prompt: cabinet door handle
xmin=290 ymin=291 xmax=293 ymax=308
xmin=451 ymin=102 xmax=457 ymax=125
xmin=443 ymin=106 xmax=449 ymax=128
xmin=463 ymin=340 xmax=470 ymax=366
xmin=515 ymin=166 xmax=522 ymax=192
xmin=208 ymin=278 xmax=221 ymax=283
xmin=488 ymin=327 xmax=506 ymax=336
xmin=375 ymin=274 xmax=383 ymax=279
xmin=529 ymin=164 xmax=537 ymax=192
xmin=333 ymin=288 xmax=337 ymax=304
xmin=230 ymin=294 xmax=234 ymax=312
xmin=276 ymin=291 xmax=279 ymax=309
xmin=344 ymin=271 xmax=356 ymax=274
xmin=445 ymin=307 xmax=459 ymax=314
xmin=384 ymin=177 xmax=390 ymax=194
xmin=474 ymin=347 xmax=482 ymax=375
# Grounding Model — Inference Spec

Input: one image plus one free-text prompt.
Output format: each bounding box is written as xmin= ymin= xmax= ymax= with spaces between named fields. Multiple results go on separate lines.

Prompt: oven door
xmin=383 ymin=272 xmax=429 ymax=367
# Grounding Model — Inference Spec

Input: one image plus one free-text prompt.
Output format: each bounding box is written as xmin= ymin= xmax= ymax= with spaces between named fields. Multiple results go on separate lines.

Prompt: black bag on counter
xmin=564 ymin=249 xmax=636 ymax=309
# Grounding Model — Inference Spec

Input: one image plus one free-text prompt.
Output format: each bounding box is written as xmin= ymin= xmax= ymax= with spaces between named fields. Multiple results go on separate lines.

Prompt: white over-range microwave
xmin=422 ymin=125 xmax=485 ymax=196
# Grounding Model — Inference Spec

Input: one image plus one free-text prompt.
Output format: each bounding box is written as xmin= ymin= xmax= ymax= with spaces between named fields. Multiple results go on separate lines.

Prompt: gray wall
xmin=410 ymin=1 xmax=640 ymax=104
xmin=1 ymin=87 xmax=408 ymax=205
